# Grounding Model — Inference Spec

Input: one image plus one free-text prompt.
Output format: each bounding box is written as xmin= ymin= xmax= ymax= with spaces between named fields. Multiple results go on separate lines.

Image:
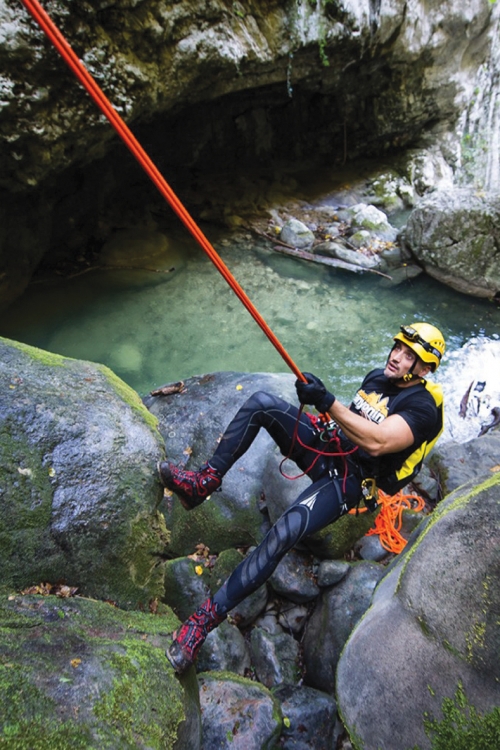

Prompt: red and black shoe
xmin=166 ymin=597 xmax=225 ymax=674
xmin=158 ymin=461 xmax=222 ymax=510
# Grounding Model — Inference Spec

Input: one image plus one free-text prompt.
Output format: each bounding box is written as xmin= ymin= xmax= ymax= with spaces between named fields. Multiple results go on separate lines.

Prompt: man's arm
xmin=326 ymin=399 xmax=415 ymax=456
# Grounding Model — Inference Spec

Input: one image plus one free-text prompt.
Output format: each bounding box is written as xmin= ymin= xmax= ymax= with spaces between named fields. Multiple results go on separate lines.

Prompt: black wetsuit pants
xmin=206 ymin=391 xmax=362 ymax=616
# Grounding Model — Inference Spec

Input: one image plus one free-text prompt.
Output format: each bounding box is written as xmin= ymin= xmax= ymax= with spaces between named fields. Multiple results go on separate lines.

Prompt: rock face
xmin=404 ymin=188 xmax=500 ymax=298
xmin=1 ymin=0 xmax=499 ymax=306
xmin=0 ymin=336 xmax=167 ymax=607
xmin=337 ymin=472 xmax=500 ymax=750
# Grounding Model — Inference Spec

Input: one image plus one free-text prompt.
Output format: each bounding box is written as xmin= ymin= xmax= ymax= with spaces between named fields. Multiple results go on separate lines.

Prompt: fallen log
xmin=272 ymin=244 xmax=392 ymax=279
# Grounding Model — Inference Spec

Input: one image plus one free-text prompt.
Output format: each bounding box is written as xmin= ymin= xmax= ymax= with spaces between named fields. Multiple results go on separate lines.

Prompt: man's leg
xmin=166 ymin=471 xmax=361 ymax=673
xmin=159 ymin=391 xmax=322 ymax=509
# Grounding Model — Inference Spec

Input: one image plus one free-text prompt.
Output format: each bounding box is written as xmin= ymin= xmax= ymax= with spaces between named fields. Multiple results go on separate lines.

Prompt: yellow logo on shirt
xmin=352 ymin=389 xmax=389 ymax=424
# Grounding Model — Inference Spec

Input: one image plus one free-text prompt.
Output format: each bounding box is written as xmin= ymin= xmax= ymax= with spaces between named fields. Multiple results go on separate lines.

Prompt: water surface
xmin=2 ymin=227 xmax=498 ymax=404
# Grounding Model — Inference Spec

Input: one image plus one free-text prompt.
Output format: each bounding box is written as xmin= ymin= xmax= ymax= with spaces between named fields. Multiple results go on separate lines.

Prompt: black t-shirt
xmin=346 ymin=368 xmax=441 ymax=492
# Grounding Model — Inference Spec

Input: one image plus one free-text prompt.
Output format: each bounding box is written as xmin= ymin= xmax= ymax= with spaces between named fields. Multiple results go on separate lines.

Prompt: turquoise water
xmin=1 ymin=226 xmax=499 ymax=400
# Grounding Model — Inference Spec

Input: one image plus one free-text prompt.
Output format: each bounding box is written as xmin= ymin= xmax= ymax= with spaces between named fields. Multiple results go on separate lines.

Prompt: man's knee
xmin=246 ymin=390 xmax=281 ymax=412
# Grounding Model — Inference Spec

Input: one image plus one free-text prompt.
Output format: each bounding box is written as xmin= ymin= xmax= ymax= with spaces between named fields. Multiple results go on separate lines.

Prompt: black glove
xmin=295 ymin=372 xmax=335 ymax=413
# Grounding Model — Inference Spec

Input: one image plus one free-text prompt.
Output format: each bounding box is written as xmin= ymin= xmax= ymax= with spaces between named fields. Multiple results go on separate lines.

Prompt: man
xmin=159 ymin=322 xmax=445 ymax=673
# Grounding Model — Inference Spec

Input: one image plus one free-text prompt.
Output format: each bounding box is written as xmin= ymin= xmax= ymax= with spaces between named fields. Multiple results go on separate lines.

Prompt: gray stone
xmin=196 ymin=619 xmax=251 ymax=675
xmin=269 ymin=548 xmax=320 ymax=603
xmin=316 ymin=560 xmax=350 ymax=587
xmin=355 ymin=534 xmax=388 ymax=562
xmin=146 ymin=371 xmax=297 ymax=557
xmin=430 ymin=430 xmax=500 ymax=497
xmin=0 ymin=594 xmax=199 ymax=749
xmin=163 ymin=557 xmax=211 ymax=621
xmin=250 ymin=627 xmax=301 ymax=688
xmin=337 ymin=473 xmax=500 ymax=750
xmin=405 ymin=187 xmax=500 ymax=298
xmin=280 ymin=219 xmax=315 ymax=249
xmin=198 ymin=672 xmax=282 ymax=749
xmin=277 ymin=603 xmax=309 ymax=636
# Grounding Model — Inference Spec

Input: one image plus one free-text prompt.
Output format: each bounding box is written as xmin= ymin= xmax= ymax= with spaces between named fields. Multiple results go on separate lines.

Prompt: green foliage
xmin=410 ymin=683 xmax=500 ymax=750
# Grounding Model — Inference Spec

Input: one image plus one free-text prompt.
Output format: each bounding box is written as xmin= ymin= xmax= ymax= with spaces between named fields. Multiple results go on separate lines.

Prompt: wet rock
xmin=355 ymin=534 xmax=388 ymax=562
xmin=314 ymin=240 xmax=381 ymax=268
xmin=198 ymin=672 xmax=282 ymax=749
xmin=145 ymin=371 xmax=297 ymax=557
xmin=430 ymin=430 xmax=500 ymax=497
xmin=277 ymin=602 xmax=309 ymax=636
xmin=342 ymin=203 xmax=398 ymax=242
xmin=273 ymin=684 xmax=338 ymax=750
xmin=250 ymin=627 xmax=301 ymax=688
xmin=316 ymin=560 xmax=350 ymax=587
xmin=303 ymin=561 xmax=385 ymax=694
xmin=163 ymin=557 xmax=211 ymax=621
xmin=405 ymin=187 xmax=500 ymax=298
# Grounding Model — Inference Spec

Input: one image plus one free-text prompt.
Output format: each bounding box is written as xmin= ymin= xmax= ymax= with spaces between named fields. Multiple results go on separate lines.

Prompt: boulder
xmin=145 ymin=371 xmax=297 ymax=557
xmin=337 ymin=472 xmax=500 ymax=750
xmin=0 ymin=337 xmax=166 ymax=608
xmin=0 ymin=593 xmax=199 ymax=748
xmin=405 ymin=188 xmax=500 ymax=298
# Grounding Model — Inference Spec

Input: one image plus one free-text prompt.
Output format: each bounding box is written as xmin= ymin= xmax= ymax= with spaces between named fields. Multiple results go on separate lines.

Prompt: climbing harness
xmin=19 ymin=0 xmax=306 ymax=384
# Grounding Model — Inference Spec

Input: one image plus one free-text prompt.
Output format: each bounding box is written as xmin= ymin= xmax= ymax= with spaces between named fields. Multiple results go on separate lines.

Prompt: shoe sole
xmin=166 ymin=640 xmax=194 ymax=674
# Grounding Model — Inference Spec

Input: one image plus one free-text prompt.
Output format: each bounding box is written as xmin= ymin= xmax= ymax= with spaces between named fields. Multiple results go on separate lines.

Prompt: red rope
xmin=20 ymin=0 xmax=306 ymax=383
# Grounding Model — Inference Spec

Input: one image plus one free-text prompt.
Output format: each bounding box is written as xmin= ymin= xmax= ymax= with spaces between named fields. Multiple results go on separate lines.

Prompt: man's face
xmin=384 ymin=340 xmax=428 ymax=381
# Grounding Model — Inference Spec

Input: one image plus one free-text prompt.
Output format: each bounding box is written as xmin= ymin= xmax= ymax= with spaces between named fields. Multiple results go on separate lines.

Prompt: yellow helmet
xmin=393 ymin=322 xmax=446 ymax=371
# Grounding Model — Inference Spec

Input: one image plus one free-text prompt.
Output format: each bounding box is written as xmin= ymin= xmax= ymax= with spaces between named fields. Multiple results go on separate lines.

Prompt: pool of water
xmin=2 ymin=224 xmax=499 ymax=404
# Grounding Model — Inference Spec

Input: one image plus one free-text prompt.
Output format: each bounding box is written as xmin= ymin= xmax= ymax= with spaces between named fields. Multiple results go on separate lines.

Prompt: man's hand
xmin=295 ymin=372 xmax=336 ymax=413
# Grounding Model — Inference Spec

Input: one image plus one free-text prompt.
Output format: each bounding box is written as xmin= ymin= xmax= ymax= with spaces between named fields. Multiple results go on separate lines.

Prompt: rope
xmin=20 ymin=0 xmax=306 ymax=383
xmin=21 ymin=1 xmax=425 ymax=557
xmin=363 ymin=489 xmax=426 ymax=554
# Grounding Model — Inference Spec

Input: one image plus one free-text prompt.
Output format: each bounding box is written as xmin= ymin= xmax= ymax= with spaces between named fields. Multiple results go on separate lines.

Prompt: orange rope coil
xmin=365 ymin=489 xmax=426 ymax=554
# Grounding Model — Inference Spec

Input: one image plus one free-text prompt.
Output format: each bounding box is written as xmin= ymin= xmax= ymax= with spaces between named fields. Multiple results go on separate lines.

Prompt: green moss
xmin=0 ymin=596 xmax=187 ymax=748
xmin=93 ymin=640 xmax=184 ymax=749
xmin=97 ymin=364 xmax=159 ymax=431
xmin=410 ymin=682 xmax=500 ymax=750
xmin=123 ymin=510 xmax=170 ymax=591
xmin=0 ymin=663 xmax=92 ymax=748
xmin=0 ymin=336 xmax=68 ymax=368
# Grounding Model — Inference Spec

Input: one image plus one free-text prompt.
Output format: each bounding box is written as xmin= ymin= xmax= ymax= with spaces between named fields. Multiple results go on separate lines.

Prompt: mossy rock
xmin=0 ymin=594 xmax=200 ymax=749
xmin=0 ymin=337 xmax=167 ymax=608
